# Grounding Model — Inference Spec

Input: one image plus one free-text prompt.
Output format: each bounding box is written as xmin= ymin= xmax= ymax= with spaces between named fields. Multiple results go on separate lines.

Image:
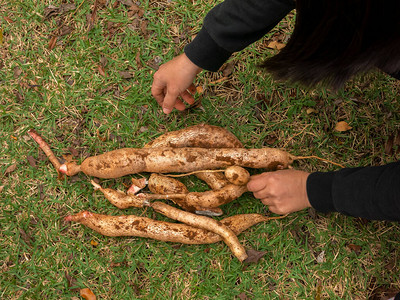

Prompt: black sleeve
xmin=307 ymin=161 xmax=400 ymax=222
xmin=184 ymin=0 xmax=295 ymax=71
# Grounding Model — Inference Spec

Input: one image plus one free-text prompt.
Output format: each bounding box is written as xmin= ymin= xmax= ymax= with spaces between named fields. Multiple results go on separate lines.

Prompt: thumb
xmin=247 ymin=174 xmax=266 ymax=192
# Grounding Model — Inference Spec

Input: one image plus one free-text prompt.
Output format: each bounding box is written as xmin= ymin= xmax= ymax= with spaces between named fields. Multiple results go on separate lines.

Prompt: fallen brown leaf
xmin=4 ymin=16 xmax=14 ymax=23
xmin=119 ymin=0 xmax=135 ymax=6
xmin=243 ymin=249 xmax=267 ymax=264
xmin=385 ymin=135 xmax=394 ymax=155
xmin=26 ymin=155 xmax=37 ymax=168
xmin=238 ymin=292 xmax=248 ymax=300
xmin=65 ymin=271 xmax=78 ymax=291
xmin=334 ymin=121 xmax=352 ymax=132
xmin=13 ymin=66 xmax=22 ymax=78
xmin=4 ymin=163 xmax=17 ymax=176
xmin=119 ymin=71 xmax=134 ymax=79
xmin=19 ymin=228 xmax=34 ymax=247
xmin=68 ymin=146 xmax=79 ymax=157
xmin=97 ymin=65 xmax=106 ymax=77
xmin=48 ymin=36 xmax=58 ymax=50
xmin=59 ymin=3 xmax=76 ymax=13
xmin=347 ymin=244 xmax=362 ymax=255
xmin=267 ymin=40 xmax=286 ymax=50
xmin=87 ymin=0 xmax=98 ymax=32
xmin=140 ymin=20 xmax=149 ymax=38
xmin=80 ymin=288 xmax=96 ymax=300
xmin=135 ymin=51 xmax=142 ymax=68
xmin=222 ymin=61 xmax=235 ymax=77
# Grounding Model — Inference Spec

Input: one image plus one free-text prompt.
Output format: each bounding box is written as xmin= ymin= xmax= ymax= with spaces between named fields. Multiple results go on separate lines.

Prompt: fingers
xmin=163 ymin=88 xmax=196 ymax=114
xmin=151 ymin=83 xmax=165 ymax=107
xmin=247 ymin=174 xmax=267 ymax=193
xmin=179 ymin=90 xmax=195 ymax=106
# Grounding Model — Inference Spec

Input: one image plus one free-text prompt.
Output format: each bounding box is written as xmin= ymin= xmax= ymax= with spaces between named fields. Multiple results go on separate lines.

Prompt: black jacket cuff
xmin=184 ymin=28 xmax=232 ymax=72
xmin=307 ymin=171 xmax=335 ymax=213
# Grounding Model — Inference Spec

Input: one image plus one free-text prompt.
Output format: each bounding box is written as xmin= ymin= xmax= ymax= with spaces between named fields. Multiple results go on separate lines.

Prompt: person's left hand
xmin=247 ymin=169 xmax=311 ymax=214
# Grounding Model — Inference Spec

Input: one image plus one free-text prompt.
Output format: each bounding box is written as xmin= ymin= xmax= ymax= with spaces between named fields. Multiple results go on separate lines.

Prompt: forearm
xmin=307 ymin=161 xmax=400 ymax=222
xmin=185 ymin=0 xmax=295 ymax=71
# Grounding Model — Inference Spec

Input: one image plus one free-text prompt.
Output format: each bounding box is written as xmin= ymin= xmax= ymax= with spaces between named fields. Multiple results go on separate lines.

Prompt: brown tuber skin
xmin=148 ymin=173 xmax=189 ymax=195
xmin=195 ymin=171 xmax=229 ymax=190
xmin=224 ymin=166 xmax=250 ymax=186
xmin=60 ymin=147 xmax=294 ymax=178
xmin=64 ymin=211 xmax=283 ymax=244
xmin=144 ymin=124 xmax=243 ymax=149
xmin=91 ymin=181 xmax=148 ymax=209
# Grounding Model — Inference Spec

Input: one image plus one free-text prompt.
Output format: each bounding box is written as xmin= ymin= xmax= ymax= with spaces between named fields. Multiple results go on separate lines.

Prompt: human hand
xmin=151 ymin=53 xmax=203 ymax=114
xmin=247 ymin=169 xmax=311 ymax=215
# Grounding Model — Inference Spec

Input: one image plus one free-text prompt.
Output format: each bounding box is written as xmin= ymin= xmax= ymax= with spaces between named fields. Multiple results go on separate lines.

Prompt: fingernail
xmin=163 ymin=107 xmax=171 ymax=114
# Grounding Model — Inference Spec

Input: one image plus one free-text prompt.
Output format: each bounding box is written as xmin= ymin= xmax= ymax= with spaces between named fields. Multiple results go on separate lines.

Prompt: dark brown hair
xmin=262 ymin=0 xmax=400 ymax=89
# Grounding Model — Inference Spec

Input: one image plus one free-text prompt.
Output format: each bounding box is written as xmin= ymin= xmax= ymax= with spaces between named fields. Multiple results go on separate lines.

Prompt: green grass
xmin=1 ymin=0 xmax=400 ymax=299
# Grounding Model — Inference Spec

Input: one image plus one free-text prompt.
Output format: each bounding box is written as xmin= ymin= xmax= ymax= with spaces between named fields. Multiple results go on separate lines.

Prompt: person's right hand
xmin=151 ymin=53 xmax=203 ymax=114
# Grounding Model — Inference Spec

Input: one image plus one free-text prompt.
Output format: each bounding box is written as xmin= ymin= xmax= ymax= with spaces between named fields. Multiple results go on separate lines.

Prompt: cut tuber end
xmin=59 ymin=162 xmax=81 ymax=176
xmin=64 ymin=211 xmax=93 ymax=222
xmin=127 ymin=178 xmax=148 ymax=194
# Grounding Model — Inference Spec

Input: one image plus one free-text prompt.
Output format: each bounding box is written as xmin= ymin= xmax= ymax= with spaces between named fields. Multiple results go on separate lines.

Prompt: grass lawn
xmin=1 ymin=0 xmax=399 ymax=299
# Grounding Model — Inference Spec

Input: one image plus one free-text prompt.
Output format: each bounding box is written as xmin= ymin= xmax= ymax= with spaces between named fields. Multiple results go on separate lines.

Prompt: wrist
xmin=181 ymin=53 xmax=203 ymax=74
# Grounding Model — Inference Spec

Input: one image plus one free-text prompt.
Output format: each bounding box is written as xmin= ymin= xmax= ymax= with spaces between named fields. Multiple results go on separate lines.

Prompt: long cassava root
xmin=64 ymin=211 xmax=284 ymax=245
xmin=59 ymin=147 xmax=295 ymax=178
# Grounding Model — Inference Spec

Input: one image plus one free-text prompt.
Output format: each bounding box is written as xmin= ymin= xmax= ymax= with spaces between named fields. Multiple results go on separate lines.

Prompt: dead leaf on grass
xmin=222 ymin=61 xmax=235 ymax=77
xmin=4 ymin=16 xmax=14 ymax=23
xmin=4 ymin=163 xmax=17 ymax=176
xmin=87 ymin=0 xmax=99 ymax=31
xmin=238 ymin=292 xmax=248 ymax=300
xmin=267 ymin=40 xmax=286 ymax=50
xmin=65 ymin=271 xmax=78 ymax=291
xmin=128 ymin=3 xmax=144 ymax=17
xmin=19 ymin=228 xmax=34 ymax=247
xmin=59 ymin=3 xmax=76 ymax=14
xmin=13 ymin=66 xmax=22 ymax=78
xmin=140 ymin=20 xmax=149 ymax=38
xmin=68 ymin=146 xmax=79 ymax=157
xmin=118 ymin=0 xmax=135 ymax=6
xmin=135 ymin=51 xmax=142 ymax=68
xmin=48 ymin=36 xmax=58 ymax=50
xmin=80 ymin=288 xmax=96 ymax=300
xmin=59 ymin=25 xmax=73 ymax=36
xmin=243 ymin=249 xmax=267 ymax=264
xmin=316 ymin=250 xmax=325 ymax=263
xmin=334 ymin=121 xmax=352 ymax=132
xmin=97 ymin=65 xmax=107 ymax=77
xmin=44 ymin=4 xmax=76 ymax=19
xmin=347 ymin=244 xmax=362 ymax=255
xmin=385 ymin=135 xmax=394 ymax=155
xmin=119 ymin=71 xmax=134 ymax=79
xmin=26 ymin=155 xmax=37 ymax=168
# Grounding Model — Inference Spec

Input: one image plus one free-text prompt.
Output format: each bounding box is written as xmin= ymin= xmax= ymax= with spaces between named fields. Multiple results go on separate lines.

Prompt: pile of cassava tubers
xmin=29 ymin=124 xmax=296 ymax=262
